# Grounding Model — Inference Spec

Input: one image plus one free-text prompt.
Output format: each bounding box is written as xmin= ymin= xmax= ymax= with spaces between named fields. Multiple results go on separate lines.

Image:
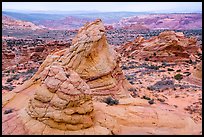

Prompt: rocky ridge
xmin=117 ymin=31 xmax=202 ymax=62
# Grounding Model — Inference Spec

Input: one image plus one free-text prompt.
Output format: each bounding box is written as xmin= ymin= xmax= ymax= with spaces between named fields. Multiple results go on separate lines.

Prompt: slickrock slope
xmin=117 ymin=31 xmax=201 ymax=62
xmin=2 ymin=19 xmax=201 ymax=135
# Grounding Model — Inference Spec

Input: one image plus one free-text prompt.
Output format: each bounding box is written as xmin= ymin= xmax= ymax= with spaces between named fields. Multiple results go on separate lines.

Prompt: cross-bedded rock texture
xmin=117 ymin=31 xmax=201 ymax=62
xmin=27 ymin=66 xmax=94 ymax=131
xmin=2 ymin=19 xmax=201 ymax=135
xmin=9 ymin=19 xmax=131 ymax=98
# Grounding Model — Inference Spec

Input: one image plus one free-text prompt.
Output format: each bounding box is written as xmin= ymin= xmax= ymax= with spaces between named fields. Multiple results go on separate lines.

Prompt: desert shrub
xmin=174 ymin=74 xmax=183 ymax=80
xmin=148 ymin=99 xmax=154 ymax=105
xmin=25 ymin=68 xmax=38 ymax=75
xmin=167 ymin=68 xmax=174 ymax=71
xmin=129 ymin=81 xmax=134 ymax=85
xmin=103 ymin=97 xmax=119 ymax=106
xmin=5 ymin=70 xmax=10 ymax=73
xmin=10 ymin=74 xmax=20 ymax=80
xmin=128 ymin=88 xmax=137 ymax=92
xmin=183 ymin=72 xmax=191 ymax=76
xmin=129 ymin=65 xmax=135 ymax=69
xmin=157 ymin=98 xmax=165 ymax=102
xmin=4 ymin=109 xmax=13 ymax=114
xmin=6 ymin=78 xmax=13 ymax=83
xmin=145 ymin=57 xmax=149 ymax=61
xmin=142 ymin=96 xmax=151 ymax=100
xmin=2 ymin=85 xmax=14 ymax=91
xmin=125 ymin=75 xmax=135 ymax=81
xmin=147 ymin=86 xmax=154 ymax=91
xmin=121 ymin=65 xmax=128 ymax=70
xmin=176 ymin=69 xmax=181 ymax=72
xmin=148 ymin=65 xmax=159 ymax=70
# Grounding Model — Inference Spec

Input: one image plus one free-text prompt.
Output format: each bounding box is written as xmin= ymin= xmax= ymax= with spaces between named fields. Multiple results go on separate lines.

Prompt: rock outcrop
xmin=11 ymin=19 xmax=131 ymax=98
xmin=117 ymin=31 xmax=201 ymax=62
xmin=193 ymin=62 xmax=202 ymax=79
xmin=27 ymin=66 xmax=94 ymax=131
xmin=2 ymin=19 xmax=201 ymax=135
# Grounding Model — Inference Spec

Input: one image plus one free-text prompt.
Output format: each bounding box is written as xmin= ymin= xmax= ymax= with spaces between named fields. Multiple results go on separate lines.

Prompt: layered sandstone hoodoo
xmin=26 ymin=65 xmax=94 ymax=131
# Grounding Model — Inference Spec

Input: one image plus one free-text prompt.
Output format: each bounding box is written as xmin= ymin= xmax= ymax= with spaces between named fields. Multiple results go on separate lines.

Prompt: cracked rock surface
xmin=2 ymin=19 xmax=201 ymax=135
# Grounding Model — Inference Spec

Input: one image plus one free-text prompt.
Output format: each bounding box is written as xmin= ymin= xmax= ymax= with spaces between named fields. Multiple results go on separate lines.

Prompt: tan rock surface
xmin=2 ymin=19 xmax=201 ymax=135
xmin=2 ymin=96 xmax=201 ymax=135
xmin=11 ymin=19 xmax=131 ymax=98
xmin=117 ymin=31 xmax=201 ymax=62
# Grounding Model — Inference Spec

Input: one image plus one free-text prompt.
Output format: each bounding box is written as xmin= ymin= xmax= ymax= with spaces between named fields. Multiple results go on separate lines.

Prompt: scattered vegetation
xmin=148 ymin=65 xmax=159 ymax=70
xmin=183 ymin=72 xmax=191 ymax=76
xmin=2 ymin=85 xmax=15 ymax=91
xmin=4 ymin=109 xmax=13 ymax=114
xmin=129 ymin=65 xmax=136 ymax=69
xmin=121 ymin=65 xmax=128 ymax=70
xmin=128 ymin=88 xmax=137 ymax=92
xmin=167 ymin=68 xmax=174 ymax=71
xmin=174 ymin=74 xmax=183 ymax=81
xmin=148 ymin=99 xmax=154 ymax=105
xmin=66 ymin=74 xmax=70 ymax=78
xmin=128 ymin=88 xmax=137 ymax=97
xmin=145 ymin=57 xmax=149 ymax=61
xmin=142 ymin=95 xmax=151 ymax=100
xmin=129 ymin=81 xmax=134 ymax=85
xmin=157 ymin=98 xmax=165 ymax=102
xmin=103 ymin=97 xmax=119 ymax=106
xmin=6 ymin=77 xmax=13 ymax=83
xmin=176 ymin=69 xmax=181 ymax=72
xmin=25 ymin=68 xmax=38 ymax=75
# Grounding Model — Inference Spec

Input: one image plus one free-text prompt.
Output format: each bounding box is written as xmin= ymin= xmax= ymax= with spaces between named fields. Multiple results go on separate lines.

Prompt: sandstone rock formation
xmin=2 ymin=19 xmax=201 ymax=135
xmin=2 ymin=50 xmax=15 ymax=59
xmin=11 ymin=19 xmax=131 ymax=98
xmin=27 ymin=66 xmax=94 ymax=131
xmin=2 ymin=39 xmax=71 ymax=71
xmin=193 ymin=62 xmax=202 ymax=79
xmin=117 ymin=31 xmax=201 ymax=62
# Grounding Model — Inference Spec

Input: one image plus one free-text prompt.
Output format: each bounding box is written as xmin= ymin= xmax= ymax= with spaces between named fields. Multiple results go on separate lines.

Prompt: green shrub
xmin=174 ymin=74 xmax=183 ymax=80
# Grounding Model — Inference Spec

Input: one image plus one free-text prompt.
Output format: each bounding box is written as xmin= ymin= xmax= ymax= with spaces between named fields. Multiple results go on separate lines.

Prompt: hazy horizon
xmin=2 ymin=2 xmax=202 ymax=13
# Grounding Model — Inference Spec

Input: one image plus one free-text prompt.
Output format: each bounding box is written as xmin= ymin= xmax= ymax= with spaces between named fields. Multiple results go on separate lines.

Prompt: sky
xmin=2 ymin=2 xmax=202 ymax=13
